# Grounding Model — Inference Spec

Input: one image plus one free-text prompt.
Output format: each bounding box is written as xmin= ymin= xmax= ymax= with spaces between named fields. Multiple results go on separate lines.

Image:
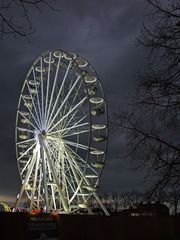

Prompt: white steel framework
xmin=14 ymin=49 xmax=109 ymax=215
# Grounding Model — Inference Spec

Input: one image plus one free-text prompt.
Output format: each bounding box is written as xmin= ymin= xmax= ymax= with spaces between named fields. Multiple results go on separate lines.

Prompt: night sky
xmin=0 ymin=0 xmax=148 ymax=202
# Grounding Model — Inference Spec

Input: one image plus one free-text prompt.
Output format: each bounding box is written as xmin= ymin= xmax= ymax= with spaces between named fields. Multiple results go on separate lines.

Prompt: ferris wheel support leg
xmin=93 ymin=193 xmax=110 ymax=216
xmin=30 ymin=155 xmax=39 ymax=212
xmin=47 ymin=161 xmax=57 ymax=210
xmin=51 ymin=185 xmax=57 ymax=210
xmin=61 ymin=151 xmax=68 ymax=207
xmin=14 ymin=153 xmax=37 ymax=211
xmin=44 ymin=145 xmax=70 ymax=213
xmin=39 ymin=138 xmax=50 ymax=212
xmin=87 ymin=207 xmax=93 ymax=215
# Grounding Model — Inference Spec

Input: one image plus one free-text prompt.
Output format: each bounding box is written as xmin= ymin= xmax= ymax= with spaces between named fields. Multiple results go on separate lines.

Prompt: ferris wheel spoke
xmin=61 ymin=108 xmax=88 ymax=135
xmin=17 ymin=137 xmax=35 ymax=145
xmin=65 ymin=154 xmax=85 ymax=182
xmin=26 ymin=80 xmax=42 ymax=129
xmin=44 ymin=52 xmax=52 ymax=126
xmin=86 ymin=163 xmax=98 ymax=174
xmin=59 ymin=80 xmax=84 ymax=130
xmin=45 ymin=54 xmax=62 ymax=127
xmin=32 ymin=67 xmax=43 ymax=127
xmin=61 ymin=81 xmax=83 ymax=133
xmin=64 ymin=140 xmax=90 ymax=151
xmin=62 ymin=116 xmax=89 ymax=136
xmin=17 ymin=128 xmax=35 ymax=134
xmin=58 ymin=100 xmax=71 ymax=130
xmin=20 ymin=145 xmax=38 ymax=176
xmin=18 ymin=111 xmax=39 ymax=133
xmin=64 ymin=148 xmax=92 ymax=201
xmin=40 ymin=58 xmax=45 ymax=128
xmin=46 ymin=140 xmax=76 ymax=193
xmin=70 ymin=79 xmax=83 ymax=105
xmin=64 ymin=143 xmax=87 ymax=165
xmin=48 ymin=96 xmax=87 ymax=132
xmin=47 ymin=75 xmax=81 ymax=130
xmin=67 ymin=152 xmax=98 ymax=192
xmin=18 ymin=142 xmax=36 ymax=160
xmin=46 ymin=60 xmax=72 ymax=128
xmin=64 ymin=147 xmax=85 ymax=172
xmin=64 ymin=150 xmax=85 ymax=183
xmin=64 ymin=159 xmax=81 ymax=200
xmin=49 ymin=141 xmax=83 ymax=196
xmin=65 ymin=143 xmax=98 ymax=174
xmin=48 ymin=141 xmax=73 ymax=170
xmin=47 ymin=139 xmax=82 ymax=169
xmin=64 ymin=154 xmax=84 ymax=204
xmin=21 ymin=97 xmax=41 ymax=131
xmin=48 ymin=121 xmax=89 ymax=136
xmin=63 ymin=129 xmax=90 ymax=138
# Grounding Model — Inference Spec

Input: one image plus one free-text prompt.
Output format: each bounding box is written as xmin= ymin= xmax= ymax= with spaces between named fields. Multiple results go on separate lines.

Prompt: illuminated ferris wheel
xmin=14 ymin=49 xmax=109 ymax=215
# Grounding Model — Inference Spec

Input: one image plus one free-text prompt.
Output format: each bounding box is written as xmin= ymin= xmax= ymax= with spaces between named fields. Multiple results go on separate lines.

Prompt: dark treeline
xmin=89 ymin=188 xmax=180 ymax=216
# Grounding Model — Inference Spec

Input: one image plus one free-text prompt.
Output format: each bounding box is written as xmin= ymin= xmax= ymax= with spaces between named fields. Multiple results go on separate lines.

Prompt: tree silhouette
xmin=166 ymin=185 xmax=180 ymax=215
xmin=0 ymin=0 xmax=58 ymax=39
xmin=112 ymin=0 xmax=180 ymax=193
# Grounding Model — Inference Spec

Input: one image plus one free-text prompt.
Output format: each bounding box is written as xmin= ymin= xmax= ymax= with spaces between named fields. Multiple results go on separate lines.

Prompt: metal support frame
xmin=14 ymin=49 xmax=110 ymax=216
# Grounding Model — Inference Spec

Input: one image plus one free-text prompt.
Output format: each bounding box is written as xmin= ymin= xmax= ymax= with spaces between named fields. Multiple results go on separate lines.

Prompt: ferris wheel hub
xmin=41 ymin=130 xmax=46 ymax=137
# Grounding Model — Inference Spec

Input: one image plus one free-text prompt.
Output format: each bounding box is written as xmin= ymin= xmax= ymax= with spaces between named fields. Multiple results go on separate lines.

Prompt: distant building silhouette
xmin=122 ymin=201 xmax=169 ymax=216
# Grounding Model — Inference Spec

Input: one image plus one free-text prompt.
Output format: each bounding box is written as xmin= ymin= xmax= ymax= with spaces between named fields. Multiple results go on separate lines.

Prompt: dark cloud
xmin=0 ymin=0 xmax=147 ymax=200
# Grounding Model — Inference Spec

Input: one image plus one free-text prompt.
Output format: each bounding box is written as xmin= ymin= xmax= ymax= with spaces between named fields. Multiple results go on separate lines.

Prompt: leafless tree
xmin=166 ymin=185 xmax=180 ymax=215
xmin=94 ymin=191 xmax=144 ymax=212
xmin=120 ymin=191 xmax=144 ymax=209
xmin=112 ymin=0 xmax=180 ymax=193
xmin=0 ymin=0 xmax=58 ymax=39
xmin=148 ymin=185 xmax=180 ymax=215
xmin=109 ymin=192 xmax=121 ymax=212
xmin=145 ymin=187 xmax=167 ymax=202
xmin=105 ymin=191 xmax=144 ymax=212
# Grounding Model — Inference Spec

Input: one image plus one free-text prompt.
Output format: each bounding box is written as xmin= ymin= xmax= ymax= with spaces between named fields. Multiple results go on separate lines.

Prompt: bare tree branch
xmin=112 ymin=0 xmax=180 ymax=192
xmin=0 ymin=0 xmax=59 ymax=39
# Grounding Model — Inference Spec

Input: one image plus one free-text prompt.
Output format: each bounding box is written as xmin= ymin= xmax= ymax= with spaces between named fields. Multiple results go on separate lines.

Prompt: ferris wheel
xmin=14 ymin=49 xmax=109 ymax=215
